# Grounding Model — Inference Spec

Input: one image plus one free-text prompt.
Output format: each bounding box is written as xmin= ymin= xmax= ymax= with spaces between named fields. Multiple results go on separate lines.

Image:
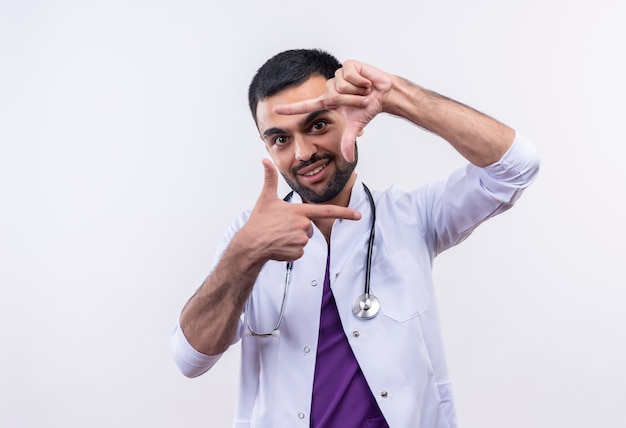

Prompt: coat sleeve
xmin=170 ymin=322 xmax=225 ymax=378
xmin=429 ymin=131 xmax=541 ymax=254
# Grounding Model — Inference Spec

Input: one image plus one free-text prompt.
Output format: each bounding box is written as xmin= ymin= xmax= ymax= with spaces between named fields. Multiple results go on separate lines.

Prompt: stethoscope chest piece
xmin=352 ymin=293 xmax=380 ymax=319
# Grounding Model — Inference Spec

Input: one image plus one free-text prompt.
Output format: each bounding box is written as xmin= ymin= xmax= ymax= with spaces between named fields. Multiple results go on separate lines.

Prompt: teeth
xmin=304 ymin=165 xmax=325 ymax=176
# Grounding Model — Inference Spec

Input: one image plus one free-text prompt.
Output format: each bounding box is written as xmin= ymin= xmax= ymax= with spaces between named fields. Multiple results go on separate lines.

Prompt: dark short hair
xmin=248 ymin=49 xmax=341 ymax=125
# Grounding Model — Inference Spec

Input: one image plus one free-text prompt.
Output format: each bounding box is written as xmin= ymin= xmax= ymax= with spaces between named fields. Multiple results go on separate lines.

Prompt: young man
xmin=171 ymin=49 xmax=540 ymax=427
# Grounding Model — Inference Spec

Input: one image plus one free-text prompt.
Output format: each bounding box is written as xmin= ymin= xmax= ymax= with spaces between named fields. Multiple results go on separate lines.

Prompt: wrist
xmin=383 ymin=75 xmax=425 ymax=119
xmin=228 ymin=227 xmax=270 ymax=271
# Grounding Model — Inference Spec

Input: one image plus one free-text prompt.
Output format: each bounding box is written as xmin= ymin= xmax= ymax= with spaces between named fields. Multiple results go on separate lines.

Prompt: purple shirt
xmin=310 ymin=250 xmax=389 ymax=428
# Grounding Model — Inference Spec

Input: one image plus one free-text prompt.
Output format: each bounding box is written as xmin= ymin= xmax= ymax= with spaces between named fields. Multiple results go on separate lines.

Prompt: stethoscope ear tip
xmin=271 ymin=330 xmax=281 ymax=338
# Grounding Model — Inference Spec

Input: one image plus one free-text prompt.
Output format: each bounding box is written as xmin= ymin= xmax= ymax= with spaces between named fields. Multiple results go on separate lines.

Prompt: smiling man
xmin=171 ymin=49 xmax=540 ymax=427
xmin=260 ymin=103 xmax=357 ymax=206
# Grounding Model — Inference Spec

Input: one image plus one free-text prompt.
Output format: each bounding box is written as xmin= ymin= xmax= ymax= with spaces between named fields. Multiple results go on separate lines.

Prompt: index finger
xmin=272 ymin=95 xmax=327 ymax=116
xmin=297 ymin=203 xmax=362 ymax=221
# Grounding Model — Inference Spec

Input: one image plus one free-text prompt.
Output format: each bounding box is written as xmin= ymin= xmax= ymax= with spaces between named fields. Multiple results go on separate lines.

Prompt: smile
xmin=295 ymin=157 xmax=331 ymax=178
xmin=303 ymin=164 xmax=327 ymax=177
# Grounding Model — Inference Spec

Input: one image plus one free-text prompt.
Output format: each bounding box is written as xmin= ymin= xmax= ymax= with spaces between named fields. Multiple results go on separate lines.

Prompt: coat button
xmin=298 ymin=412 xmax=305 ymax=419
xmin=311 ymin=280 xmax=318 ymax=287
xmin=381 ymin=391 xmax=388 ymax=398
xmin=352 ymin=330 xmax=360 ymax=337
xmin=303 ymin=346 xmax=310 ymax=354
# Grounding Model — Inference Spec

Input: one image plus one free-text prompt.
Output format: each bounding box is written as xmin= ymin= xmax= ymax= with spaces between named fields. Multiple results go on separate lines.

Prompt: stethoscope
xmin=244 ymin=183 xmax=379 ymax=337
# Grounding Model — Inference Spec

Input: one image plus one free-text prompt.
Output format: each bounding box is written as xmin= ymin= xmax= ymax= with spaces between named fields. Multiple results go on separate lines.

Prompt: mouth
xmin=295 ymin=159 xmax=330 ymax=182
xmin=302 ymin=163 xmax=327 ymax=176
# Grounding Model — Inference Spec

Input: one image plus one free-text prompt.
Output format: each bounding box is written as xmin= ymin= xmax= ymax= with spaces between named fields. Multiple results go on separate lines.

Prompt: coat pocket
xmin=370 ymin=249 xmax=431 ymax=322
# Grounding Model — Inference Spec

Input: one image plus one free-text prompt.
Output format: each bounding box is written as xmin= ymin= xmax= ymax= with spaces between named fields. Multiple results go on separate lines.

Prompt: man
xmin=171 ymin=48 xmax=540 ymax=427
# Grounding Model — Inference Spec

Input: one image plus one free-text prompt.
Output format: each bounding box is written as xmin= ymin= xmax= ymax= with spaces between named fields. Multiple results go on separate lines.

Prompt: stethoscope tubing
xmin=245 ymin=183 xmax=379 ymax=337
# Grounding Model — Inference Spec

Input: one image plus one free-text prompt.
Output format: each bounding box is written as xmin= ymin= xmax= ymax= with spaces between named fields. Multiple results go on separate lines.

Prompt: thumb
xmin=341 ymin=125 xmax=361 ymax=163
xmin=259 ymin=158 xmax=279 ymax=200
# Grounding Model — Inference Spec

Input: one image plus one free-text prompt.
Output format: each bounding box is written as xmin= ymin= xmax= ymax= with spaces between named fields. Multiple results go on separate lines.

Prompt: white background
xmin=1 ymin=0 xmax=625 ymax=427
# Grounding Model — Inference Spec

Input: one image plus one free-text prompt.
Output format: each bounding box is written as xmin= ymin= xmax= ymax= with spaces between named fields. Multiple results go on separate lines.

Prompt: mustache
xmin=292 ymin=153 xmax=333 ymax=173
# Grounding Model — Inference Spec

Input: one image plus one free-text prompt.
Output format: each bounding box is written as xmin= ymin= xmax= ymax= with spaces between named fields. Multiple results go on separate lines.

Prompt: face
xmin=256 ymin=75 xmax=357 ymax=205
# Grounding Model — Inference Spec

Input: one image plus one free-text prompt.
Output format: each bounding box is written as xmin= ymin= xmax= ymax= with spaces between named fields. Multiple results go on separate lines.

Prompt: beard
xmin=281 ymin=144 xmax=358 ymax=204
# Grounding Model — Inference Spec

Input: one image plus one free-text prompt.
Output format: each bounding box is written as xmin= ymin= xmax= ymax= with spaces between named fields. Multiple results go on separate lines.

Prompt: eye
xmin=310 ymin=120 xmax=328 ymax=133
xmin=273 ymin=135 xmax=289 ymax=146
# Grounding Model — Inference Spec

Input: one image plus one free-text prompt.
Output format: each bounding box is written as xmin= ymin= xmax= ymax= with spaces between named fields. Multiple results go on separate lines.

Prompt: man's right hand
xmin=235 ymin=159 xmax=362 ymax=263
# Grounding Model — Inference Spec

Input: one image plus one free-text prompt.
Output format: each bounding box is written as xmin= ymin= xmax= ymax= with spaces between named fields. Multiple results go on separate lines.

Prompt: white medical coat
xmin=171 ymin=133 xmax=540 ymax=427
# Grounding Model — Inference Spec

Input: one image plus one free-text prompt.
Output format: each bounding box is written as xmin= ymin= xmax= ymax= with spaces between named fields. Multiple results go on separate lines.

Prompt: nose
xmin=294 ymin=135 xmax=316 ymax=162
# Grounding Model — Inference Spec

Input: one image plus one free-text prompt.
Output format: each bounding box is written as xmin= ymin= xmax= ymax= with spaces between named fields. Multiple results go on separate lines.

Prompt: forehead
xmin=256 ymin=75 xmax=328 ymax=133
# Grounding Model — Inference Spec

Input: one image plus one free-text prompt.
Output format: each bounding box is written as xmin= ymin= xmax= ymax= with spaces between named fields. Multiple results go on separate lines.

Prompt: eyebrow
xmin=262 ymin=110 xmax=330 ymax=139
